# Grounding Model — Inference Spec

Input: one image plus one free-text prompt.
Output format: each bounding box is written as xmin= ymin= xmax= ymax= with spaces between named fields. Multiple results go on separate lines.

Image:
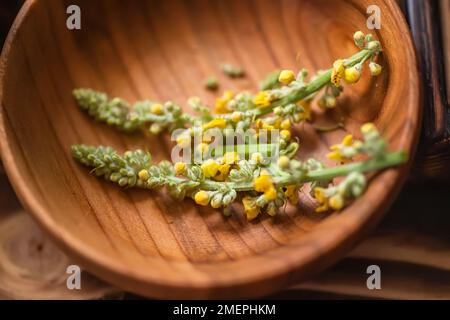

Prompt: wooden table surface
xmin=0 ymin=0 xmax=449 ymax=300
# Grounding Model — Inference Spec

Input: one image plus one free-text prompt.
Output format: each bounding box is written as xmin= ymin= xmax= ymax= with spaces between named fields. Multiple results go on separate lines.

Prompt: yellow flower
xmin=361 ymin=122 xmax=376 ymax=135
xmin=314 ymin=187 xmax=329 ymax=213
xmin=194 ymin=191 xmax=210 ymax=206
xmin=222 ymin=152 xmax=239 ymax=165
xmin=214 ymin=90 xmax=234 ymax=114
xmin=325 ymin=96 xmax=337 ymax=108
xmin=342 ymin=134 xmax=353 ymax=146
xmin=255 ymin=119 xmax=274 ymax=131
xmin=176 ymin=134 xmax=191 ymax=147
xmin=327 ymin=151 xmax=344 ymax=162
xmin=202 ymin=118 xmax=227 ymax=130
xmin=150 ymin=103 xmax=164 ymax=115
xmin=242 ymin=197 xmax=260 ymax=221
xmin=277 ymin=155 xmax=290 ymax=169
xmin=369 ymin=62 xmax=382 ymax=76
xmin=254 ymin=171 xmax=278 ymax=201
xmin=344 ymin=66 xmax=361 ymax=84
xmin=253 ymin=91 xmax=272 ymax=108
xmin=264 ymin=187 xmax=277 ymax=201
xmin=278 ymin=69 xmax=296 ymax=85
xmin=285 ymin=185 xmax=299 ymax=205
xmin=331 ymin=59 xmax=345 ymax=87
xmin=138 ymin=169 xmax=149 ymax=181
xmin=251 ymin=152 xmax=264 ymax=164
xmin=297 ymin=100 xmax=312 ymax=121
xmin=329 ymin=194 xmax=344 ymax=210
xmin=280 ymin=129 xmax=291 ymax=141
xmin=280 ymin=119 xmax=291 ymax=130
xmin=231 ymin=111 xmax=242 ymax=123
xmin=254 ymin=173 xmax=273 ymax=192
xmin=214 ymin=163 xmax=231 ymax=181
xmin=174 ymin=162 xmax=186 ymax=175
xmin=201 ymin=159 xmax=219 ymax=178
xmin=327 ymin=134 xmax=354 ymax=163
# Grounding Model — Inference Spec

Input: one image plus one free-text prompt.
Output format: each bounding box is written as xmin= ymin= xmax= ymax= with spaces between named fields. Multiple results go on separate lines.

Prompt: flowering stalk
xmin=73 ymin=36 xmax=381 ymax=136
xmin=72 ymin=123 xmax=407 ymax=220
xmin=71 ymin=31 xmax=397 ymax=221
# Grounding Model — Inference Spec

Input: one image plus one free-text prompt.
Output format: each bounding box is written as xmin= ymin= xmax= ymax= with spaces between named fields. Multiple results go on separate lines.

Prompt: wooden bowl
xmin=0 ymin=0 xmax=420 ymax=299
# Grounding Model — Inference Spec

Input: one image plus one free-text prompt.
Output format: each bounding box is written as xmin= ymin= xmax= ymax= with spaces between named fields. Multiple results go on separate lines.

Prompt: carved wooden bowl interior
xmin=0 ymin=0 xmax=419 ymax=298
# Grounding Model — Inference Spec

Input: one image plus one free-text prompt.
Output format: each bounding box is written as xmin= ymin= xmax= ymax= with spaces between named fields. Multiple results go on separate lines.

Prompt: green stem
xmin=196 ymin=150 xmax=407 ymax=191
xmin=303 ymin=151 xmax=408 ymax=182
xmin=248 ymin=49 xmax=372 ymax=118
xmin=210 ymin=143 xmax=277 ymax=157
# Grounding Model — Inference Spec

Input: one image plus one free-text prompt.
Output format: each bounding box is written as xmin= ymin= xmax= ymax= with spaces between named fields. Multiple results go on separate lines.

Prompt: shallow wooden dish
xmin=0 ymin=0 xmax=420 ymax=299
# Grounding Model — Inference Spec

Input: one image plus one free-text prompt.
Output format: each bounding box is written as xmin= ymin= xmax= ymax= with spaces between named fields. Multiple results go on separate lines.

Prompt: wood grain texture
xmin=405 ymin=0 xmax=450 ymax=180
xmin=0 ymin=0 xmax=420 ymax=299
xmin=440 ymin=0 xmax=450 ymax=106
xmin=0 ymin=172 xmax=121 ymax=300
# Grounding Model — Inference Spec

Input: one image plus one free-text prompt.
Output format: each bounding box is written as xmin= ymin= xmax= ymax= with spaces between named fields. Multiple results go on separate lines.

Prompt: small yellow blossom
xmin=231 ymin=111 xmax=242 ymax=123
xmin=176 ymin=134 xmax=191 ymax=147
xmin=253 ymin=91 xmax=272 ymax=108
xmin=361 ymin=122 xmax=376 ymax=135
xmin=255 ymin=119 xmax=274 ymax=131
xmin=325 ymin=96 xmax=337 ymax=108
xmin=344 ymin=66 xmax=361 ymax=84
xmin=194 ymin=191 xmax=210 ymax=206
xmin=327 ymin=134 xmax=354 ymax=163
xmin=342 ymin=134 xmax=353 ymax=146
xmin=150 ymin=103 xmax=164 ymax=115
xmin=251 ymin=152 xmax=264 ymax=164
xmin=280 ymin=129 xmax=291 ymax=141
xmin=314 ymin=187 xmax=329 ymax=213
xmin=138 ymin=169 xmax=149 ymax=181
xmin=331 ymin=59 xmax=345 ymax=87
xmin=277 ymin=156 xmax=290 ymax=169
xmin=242 ymin=197 xmax=260 ymax=221
xmin=369 ymin=62 xmax=382 ymax=76
xmin=278 ymin=69 xmax=296 ymax=85
xmin=254 ymin=172 xmax=273 ymax=193
xmin=297 ymin=101 xmax=312 ymax=121
xmin=214 ymin=90 xmax=234 ymax=114
xmin=329 ymin=194 xmax=344 ymax=210
xmin=280 ymin=119 xmax=291 ymax=130
xmin=202 ymin=118 xmax=227 ymax=130
xmin=201 ymin=159 xmax=219 ymax=178
xmin=264 ymin=187 xmax=277 ymax=201
xmin=174 ymin=162 xmax=186 ymax=175
xmin=285 ymin=185 xmax=299 ymax=205
xmin=222 ymin=152 xmax=239 ymax=165
xmin=254 ymin=171 xmax=277 ymax=201
xmin=214 ymin=163 xmax=231 ymax=181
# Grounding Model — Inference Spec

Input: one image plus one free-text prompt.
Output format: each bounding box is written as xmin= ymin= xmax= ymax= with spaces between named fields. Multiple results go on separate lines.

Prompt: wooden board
xmin=0 ymin=0 xmax=420 ymax=299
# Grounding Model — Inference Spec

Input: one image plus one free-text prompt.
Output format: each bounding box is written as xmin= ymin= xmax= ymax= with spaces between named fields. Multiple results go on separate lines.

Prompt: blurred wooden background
xmin=0 ymin=0 xmax=449 ymax=299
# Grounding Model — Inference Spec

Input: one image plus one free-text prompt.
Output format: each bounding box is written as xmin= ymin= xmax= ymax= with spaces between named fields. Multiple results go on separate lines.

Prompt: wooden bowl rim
xmin=0 ymin=0 xmax=421 ymax=298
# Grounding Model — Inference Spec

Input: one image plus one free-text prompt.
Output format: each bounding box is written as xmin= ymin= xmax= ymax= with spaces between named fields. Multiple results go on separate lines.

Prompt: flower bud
xmin=369 ymin=62 xmax=382 ymax=76
xmin=353 ymin=31 xmax=365 ymax=47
